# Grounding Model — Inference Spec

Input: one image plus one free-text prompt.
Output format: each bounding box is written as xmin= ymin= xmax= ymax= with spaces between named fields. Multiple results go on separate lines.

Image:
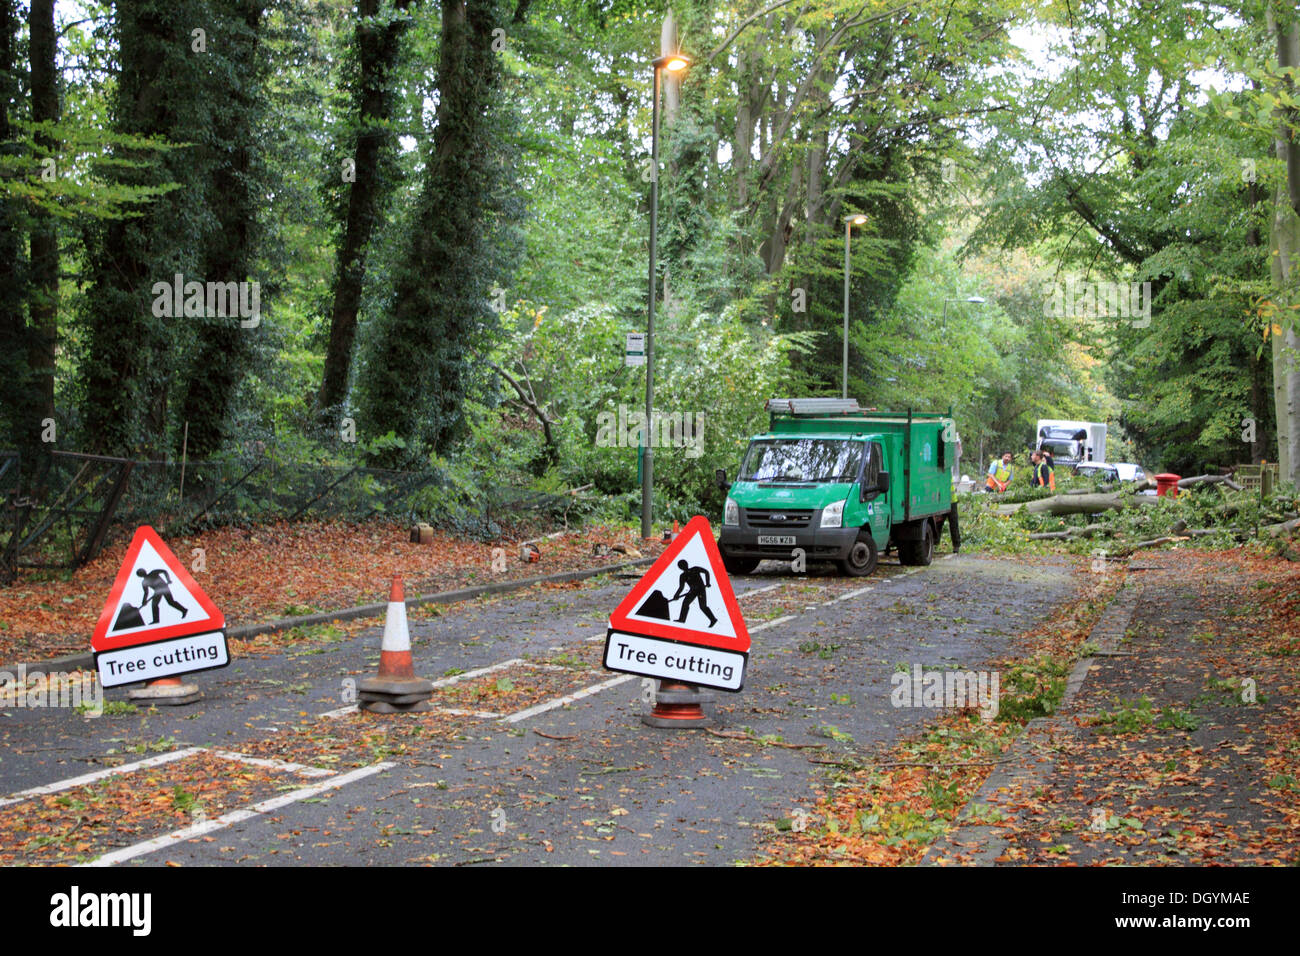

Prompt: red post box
xmin=1154 ymin=473 xmax=1181 ymax=497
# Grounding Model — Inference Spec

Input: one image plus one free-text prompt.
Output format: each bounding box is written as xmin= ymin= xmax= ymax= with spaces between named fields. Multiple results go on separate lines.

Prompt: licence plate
xmin=757 ymin=535 xmax=796 ymax=546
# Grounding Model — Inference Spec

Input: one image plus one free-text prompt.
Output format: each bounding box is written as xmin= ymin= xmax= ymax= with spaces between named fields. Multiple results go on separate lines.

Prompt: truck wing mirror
xmin=877 ymin=471 xmax=890 ymax=493
xmin=715 ymin=468 xmax=729 ymax=491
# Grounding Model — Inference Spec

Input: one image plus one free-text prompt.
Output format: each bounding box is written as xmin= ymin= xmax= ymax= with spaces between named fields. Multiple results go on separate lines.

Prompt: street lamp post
xmin=842 ymin=214 xmax=867 ymax=399
xmin=642 ymin=52 xmax=689 ymax=540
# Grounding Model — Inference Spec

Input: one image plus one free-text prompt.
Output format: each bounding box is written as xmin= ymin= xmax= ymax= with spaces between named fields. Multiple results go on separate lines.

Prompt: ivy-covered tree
xmin=356 ymin=0 xmax=523 ymax=464
xmin=315 ymin=0 xmax=416 ymax=422
xmin=0 ymin=0 xmax=32 ymax=458
xmin=174 ymin=0 xmax=271 ymax=458
xmin=79 ymin=0 xmax=269 ymax=458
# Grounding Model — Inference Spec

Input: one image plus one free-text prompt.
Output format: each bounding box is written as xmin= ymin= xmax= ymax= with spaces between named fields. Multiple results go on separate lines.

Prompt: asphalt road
xmin=0 ymin=551 xmax=1085 ymax=866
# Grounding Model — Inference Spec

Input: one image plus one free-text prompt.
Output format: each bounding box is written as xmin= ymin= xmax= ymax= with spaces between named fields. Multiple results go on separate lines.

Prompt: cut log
xmin=1116 ymin=535 xmax=1190 ymax=555
xmin=997 ymin=492 xmax=1157 ymax=517
xmin=1027 ymin=526 xmax=1111 ymax=540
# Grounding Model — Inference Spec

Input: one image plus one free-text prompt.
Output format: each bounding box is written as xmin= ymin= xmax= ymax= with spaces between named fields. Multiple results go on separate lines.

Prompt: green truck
xmin=716 ymin=399 xmax=959 ymax=577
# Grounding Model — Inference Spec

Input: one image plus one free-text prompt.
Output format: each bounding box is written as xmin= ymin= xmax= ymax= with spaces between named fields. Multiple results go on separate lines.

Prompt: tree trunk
xmin=996 ymin=493 xmax=1158 ymax=516
xmin=0 ymin=0 xmax=36 ymax=459
xmin=176 ymin=0 xmax=268 ymax=458
xmin=317 ymin=0 xmax=415 ymax=418
xmin=28 ymin=0 xmax=57 ymax=424
xmin=1268 ymin=5 xmax=1300 ymax=484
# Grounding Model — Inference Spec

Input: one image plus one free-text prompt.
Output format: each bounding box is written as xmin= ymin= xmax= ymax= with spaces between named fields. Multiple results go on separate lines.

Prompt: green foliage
xmin=1090 ymin=696 xmax=1202 ymax=734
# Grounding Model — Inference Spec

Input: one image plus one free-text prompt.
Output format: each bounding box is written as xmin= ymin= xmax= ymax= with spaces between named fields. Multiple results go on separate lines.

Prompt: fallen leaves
xmin=0 ymin=520 xmax=664 ymax=662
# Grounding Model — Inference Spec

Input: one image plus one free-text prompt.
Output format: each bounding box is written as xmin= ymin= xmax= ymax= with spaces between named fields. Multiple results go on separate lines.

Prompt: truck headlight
xmin=724 ymin=496 xmax=739 ymax=526
xmin=820 ymin=498 xmax=846 ymax=528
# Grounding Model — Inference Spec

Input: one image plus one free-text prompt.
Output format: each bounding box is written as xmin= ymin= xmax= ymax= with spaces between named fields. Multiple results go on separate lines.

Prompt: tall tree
xmin=81 ymin=0 xmax=204 ymax=454
xmin=0 ymin=0 xmax=31 ymax=456
xmin=174 ymin=0 xmax=270 ymax=458
xmin=81 ymin=0 xmax=268 ymax=457
xmin=357 ymin=0 xmax=522 ymax=463
xmin=1266 ymin=0 xmax=1300 ymax=483
xmin=28 ymin=0 xmax=57 ymax=427
xmin=316 ymin=0 xmax=415 ymax=421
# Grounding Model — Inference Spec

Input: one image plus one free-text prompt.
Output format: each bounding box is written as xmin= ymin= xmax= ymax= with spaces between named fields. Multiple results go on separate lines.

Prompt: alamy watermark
xmin=1043 ymin=280 xmax=1151 ymax=328
xmin=595 ymin=404 xmax=704 ymax=458
xmin=0 ymin=666 xmax=102 ymax=716
xmin=151 ymin=273 xmax=261 ymax=328
xmin=890 ymin=662 xmax=1000 ymax=720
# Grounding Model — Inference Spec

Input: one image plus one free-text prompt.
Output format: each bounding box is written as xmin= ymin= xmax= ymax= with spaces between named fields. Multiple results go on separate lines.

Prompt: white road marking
xmin=315 ymin=568 xmax=895 ymax=722
xmin=0 ymin=747 xmax=205 ymax=808
xmin=318 ymin=704 xmax=358 ymax=719
xmin=206 ymin=749 xmax=335 ymax=778
xmin=0 ymin=744 xmax=338 ymax=810
xmin=82 ymin=762 xmax=396 ymax=867
xmin=500 ymin=675 xmax=636 ymax=724
xmin=435 ymin=708 xmax=504 ymax=719
xmin=751 ymin=614 xmax=796 ymax=632
xmin=432 ymin=658 xmax=525 ymax=687
xmin=828 ymin=585 xmax=874 ymax=604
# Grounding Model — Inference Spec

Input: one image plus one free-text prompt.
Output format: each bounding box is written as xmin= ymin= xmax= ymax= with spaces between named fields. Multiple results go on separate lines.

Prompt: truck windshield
xmin=739 ymin=439 xmax=864 ymax=483
xmin=1041 ymin=439 xmax=1077 ymax=457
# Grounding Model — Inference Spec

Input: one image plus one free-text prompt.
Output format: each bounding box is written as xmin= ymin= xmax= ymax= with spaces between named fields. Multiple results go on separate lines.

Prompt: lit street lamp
xmin=842 ymin=214 xmax=868 ymax=399
xmin=641 ymin=51 xmax=690 ymax=540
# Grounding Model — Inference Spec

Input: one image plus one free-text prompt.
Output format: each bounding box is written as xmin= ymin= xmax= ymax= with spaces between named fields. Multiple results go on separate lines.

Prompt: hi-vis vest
xmin=991 ymin=460 xmax=1012 ymax=484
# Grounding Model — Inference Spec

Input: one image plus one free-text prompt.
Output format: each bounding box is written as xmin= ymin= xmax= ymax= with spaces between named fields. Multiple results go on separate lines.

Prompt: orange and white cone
xmin=358 ymin=576 xmax=434 ymax=713
xmin=129 ymin=674 xmax=201 ymax=706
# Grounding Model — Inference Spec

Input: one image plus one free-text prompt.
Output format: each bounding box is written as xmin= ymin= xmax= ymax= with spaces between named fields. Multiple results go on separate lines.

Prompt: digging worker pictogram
xmin=136 ymin=567 xmax=188 ymax=624
xmin=669 ymin=559 xmax=717 ymax=628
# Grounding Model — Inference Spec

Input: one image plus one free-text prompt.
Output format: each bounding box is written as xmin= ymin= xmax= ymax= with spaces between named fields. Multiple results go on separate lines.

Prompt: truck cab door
xmin=858 ymin=441 xmax=889 ymax=546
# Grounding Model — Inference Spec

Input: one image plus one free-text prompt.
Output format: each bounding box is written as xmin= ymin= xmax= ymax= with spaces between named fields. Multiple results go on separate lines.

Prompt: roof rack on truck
xmin=765 ymin=398 xmax=953 ymax=428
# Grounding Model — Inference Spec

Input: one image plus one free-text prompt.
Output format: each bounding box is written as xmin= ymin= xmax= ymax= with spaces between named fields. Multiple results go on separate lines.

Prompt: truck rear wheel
xmin=898 ymin=520 xmax=934 ymax=566
xmin=838 ymin=533 xmax=878 ymax=577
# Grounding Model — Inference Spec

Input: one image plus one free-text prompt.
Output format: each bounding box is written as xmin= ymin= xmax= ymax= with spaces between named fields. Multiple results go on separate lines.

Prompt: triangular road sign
xmin=609 ymin=515 xmax=748 ymax=653
xmin=91 ymin=526 xmax=225 ymax=653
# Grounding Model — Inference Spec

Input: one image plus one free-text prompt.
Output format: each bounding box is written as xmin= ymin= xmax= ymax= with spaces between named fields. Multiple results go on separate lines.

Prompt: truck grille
xmin=744 ymin=508 xmax=814 ymax=529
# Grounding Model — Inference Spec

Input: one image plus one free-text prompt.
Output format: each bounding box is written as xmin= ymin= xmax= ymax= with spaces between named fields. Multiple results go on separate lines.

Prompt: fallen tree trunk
xmin=1178 ymin=474 xmax=1244 ymax=491
xmin=1116 ymin=535 xmax=1191 ymax=555
xmin=1263 ymin=516 xmax=1300 ymax=537
xmin=997 ymin=493 xmax=1157 ymax=517
xmin=1028 ymin=526 xmax=1112 ymax=540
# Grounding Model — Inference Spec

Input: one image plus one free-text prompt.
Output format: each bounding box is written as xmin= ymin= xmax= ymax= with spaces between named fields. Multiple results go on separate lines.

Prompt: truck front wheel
xmin=838 ymin=533 xmax=879 ymax=577
xmin=721 ymin=549 xmax=760 ymax=576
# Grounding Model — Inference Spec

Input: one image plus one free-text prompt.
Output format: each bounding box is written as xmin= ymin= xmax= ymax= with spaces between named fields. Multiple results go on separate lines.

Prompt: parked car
xmin=1072 ymin=462 xmax=1120 ymax=483
xmin=1112 ymin=462 xmax=1148 ymax=484
xmin=1111 ymin=462 xmax=1158 ymax=494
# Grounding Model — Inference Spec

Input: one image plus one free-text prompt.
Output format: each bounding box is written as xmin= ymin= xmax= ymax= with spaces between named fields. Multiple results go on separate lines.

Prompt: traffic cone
xmin=641 ymin=680 xmax=713 ymax=729
xmin=129 ymin=675 xmax=201 ymax=707
xmin=662 ymin=520 xmax=680 ymax=543
xmin=358 ymin=576 xmax=434 ymax=714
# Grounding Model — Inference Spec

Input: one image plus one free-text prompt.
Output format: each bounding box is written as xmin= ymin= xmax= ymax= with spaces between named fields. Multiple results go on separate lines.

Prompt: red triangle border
xmin=608 ymin=515 xmax=749 ymax=653
xmin=90 ymin=525 xmax=225 ymax=652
